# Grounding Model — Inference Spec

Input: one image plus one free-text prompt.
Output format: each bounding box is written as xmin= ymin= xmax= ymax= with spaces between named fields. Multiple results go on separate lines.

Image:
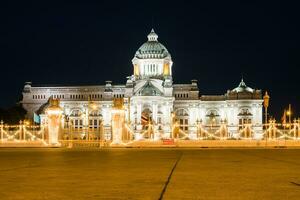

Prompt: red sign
xmin=162 ymin=139 xmax=174 ymax=145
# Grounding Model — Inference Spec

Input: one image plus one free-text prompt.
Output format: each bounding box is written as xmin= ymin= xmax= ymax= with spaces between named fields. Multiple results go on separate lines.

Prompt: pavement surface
xmin=0 ymin=148 xmax=300 ymax=200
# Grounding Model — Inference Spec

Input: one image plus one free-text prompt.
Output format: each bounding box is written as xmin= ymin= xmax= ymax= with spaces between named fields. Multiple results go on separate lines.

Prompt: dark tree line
xmin=0 ymin=104 xmax=27 ymax=124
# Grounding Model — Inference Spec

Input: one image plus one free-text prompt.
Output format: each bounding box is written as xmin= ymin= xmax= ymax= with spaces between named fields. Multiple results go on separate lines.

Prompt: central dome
xmin=134 ymin=29 xmax=171 ymax=59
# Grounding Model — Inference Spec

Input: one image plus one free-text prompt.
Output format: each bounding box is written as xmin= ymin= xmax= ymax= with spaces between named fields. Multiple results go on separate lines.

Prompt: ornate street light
xmin=263 ymin=91 xmax=270 ymax=128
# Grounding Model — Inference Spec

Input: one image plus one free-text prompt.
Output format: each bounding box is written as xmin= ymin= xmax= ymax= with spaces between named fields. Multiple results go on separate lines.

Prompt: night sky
xmin=1 ymin=1 xmax=299 ymax=119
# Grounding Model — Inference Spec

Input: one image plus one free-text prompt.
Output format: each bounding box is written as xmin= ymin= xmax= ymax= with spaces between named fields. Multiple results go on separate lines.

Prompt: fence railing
xmin=1 ymin=120 xmax=300 ymax=148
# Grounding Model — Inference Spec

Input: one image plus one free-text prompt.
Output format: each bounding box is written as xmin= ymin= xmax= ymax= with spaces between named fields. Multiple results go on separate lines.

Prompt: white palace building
xmin=20 ymin=29 xmax=263 ymax=140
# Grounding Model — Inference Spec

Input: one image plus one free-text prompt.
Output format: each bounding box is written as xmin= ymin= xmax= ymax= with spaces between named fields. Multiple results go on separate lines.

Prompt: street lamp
xmin=263 ymin=91 xmax=270 ymax=129
xmin=287 ymin=104 xmax=292 ymax=132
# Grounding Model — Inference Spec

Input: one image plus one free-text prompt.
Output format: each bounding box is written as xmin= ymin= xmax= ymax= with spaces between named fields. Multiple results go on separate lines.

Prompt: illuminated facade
xmin=21 ymin=29 xmax=263 ymax=140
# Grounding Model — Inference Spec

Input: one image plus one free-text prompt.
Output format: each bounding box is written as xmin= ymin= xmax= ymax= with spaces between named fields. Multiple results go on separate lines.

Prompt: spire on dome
xmin=147 ymin=28 xmax=158 ymax=41
xmin=239 ymin=78 xmax=246 ymax=87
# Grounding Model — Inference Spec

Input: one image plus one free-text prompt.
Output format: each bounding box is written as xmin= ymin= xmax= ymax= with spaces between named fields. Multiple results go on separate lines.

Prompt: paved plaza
xmin=0 ymin=148 xmax=300 ymax=200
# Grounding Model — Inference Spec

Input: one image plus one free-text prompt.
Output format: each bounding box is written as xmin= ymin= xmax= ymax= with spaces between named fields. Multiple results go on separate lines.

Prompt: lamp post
xmin=286 ymin=104 xmax=292 ymax=132
xmin=0 ymin=120 xmax=3 ymax=142
xmin=263 ymin=91 xmax=270 ymax=130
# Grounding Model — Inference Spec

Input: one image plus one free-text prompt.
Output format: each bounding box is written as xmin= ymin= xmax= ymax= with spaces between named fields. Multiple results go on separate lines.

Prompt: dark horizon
xmin=1 ymin=1 xmax=299 ymax=120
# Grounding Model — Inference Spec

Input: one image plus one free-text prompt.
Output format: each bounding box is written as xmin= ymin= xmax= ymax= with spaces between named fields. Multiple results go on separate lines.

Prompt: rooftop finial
xmin=147 ymin=28 xmax=158 ymax=41
xmin=239 ymin=78 xmax=246 ymax=87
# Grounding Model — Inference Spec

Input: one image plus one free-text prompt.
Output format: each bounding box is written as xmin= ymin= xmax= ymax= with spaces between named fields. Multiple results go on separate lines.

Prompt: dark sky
xmin=0 ymin=1 xmax=299 ymax=119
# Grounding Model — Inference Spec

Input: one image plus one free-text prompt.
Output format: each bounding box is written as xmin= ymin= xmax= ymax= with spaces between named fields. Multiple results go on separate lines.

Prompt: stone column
xmin=85 ymin=105 xmax=89 ymax=140
xmin=102 ymin=105 xmax=112 ymax=140
xmin=111 ymin=109 xmax=125 ymax=144
xmin=152 ymin=103 xmax=160 ymax=140
xmin=135 ymin=103 xmax=142 ymax=140
xmin=45 ymin=98 xmax=63 ymax=146
xmin=188 ymin=107 xmax=198 ymax=139
xmin=111 ymin=98 xmax=125 ymax=144
xmin=137 ymin=103 xmax=142 ymax=124
xmin=162 ymin=104 xmax=172 ymax=138
xmin=152 ymin=103 xmax=158 ymax=123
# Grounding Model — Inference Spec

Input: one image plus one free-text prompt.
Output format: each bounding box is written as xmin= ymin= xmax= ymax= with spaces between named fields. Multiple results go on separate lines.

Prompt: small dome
xmin=134 ymin=29 xmax=171 ymax=59
xmin=232 ymin=79 xmax=254 ymax=93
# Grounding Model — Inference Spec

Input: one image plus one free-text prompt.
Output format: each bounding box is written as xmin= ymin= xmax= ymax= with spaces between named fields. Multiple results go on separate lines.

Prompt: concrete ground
xmin=0 ymin=148 xmax=300 ymax=200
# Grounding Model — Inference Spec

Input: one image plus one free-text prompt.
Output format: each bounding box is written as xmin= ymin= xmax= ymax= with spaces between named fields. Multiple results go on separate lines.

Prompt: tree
xmin=0 ymin=104 xmax=27 ymax=124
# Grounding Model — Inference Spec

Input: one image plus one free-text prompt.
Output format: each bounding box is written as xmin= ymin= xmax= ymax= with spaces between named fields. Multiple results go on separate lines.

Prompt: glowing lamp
xmin=263 ymin=91 xmax=270 ymax=108
xmin=92 ymin=104 xmax=97 ymax=110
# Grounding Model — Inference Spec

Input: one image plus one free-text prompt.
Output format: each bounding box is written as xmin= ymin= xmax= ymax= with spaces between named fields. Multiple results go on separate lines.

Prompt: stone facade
xmin=20 ymin=29 xmax=263 ymax=140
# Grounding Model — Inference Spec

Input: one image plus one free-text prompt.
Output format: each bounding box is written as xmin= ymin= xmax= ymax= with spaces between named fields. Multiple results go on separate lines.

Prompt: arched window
xmin=89 ymin=110 xmax=102 ymax=117
xmin=70 ymin=109 xmax=82 ymax=117
xmin=206 ymin=110 xmax=220 ymax=125
xmin=238 ymin=108 xmax=253 ymax=129
xmin=175 ymin=109 xmax=189 ymax=131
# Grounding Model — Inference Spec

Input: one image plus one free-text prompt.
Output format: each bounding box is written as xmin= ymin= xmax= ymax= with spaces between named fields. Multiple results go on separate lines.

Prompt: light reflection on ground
xmin=0 ymin=148 xmax=300 ymax=200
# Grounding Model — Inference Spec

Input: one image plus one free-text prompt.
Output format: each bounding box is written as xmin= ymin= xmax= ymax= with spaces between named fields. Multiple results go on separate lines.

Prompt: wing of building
xmin=20 ymin=29 xmax=263 ymax=139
